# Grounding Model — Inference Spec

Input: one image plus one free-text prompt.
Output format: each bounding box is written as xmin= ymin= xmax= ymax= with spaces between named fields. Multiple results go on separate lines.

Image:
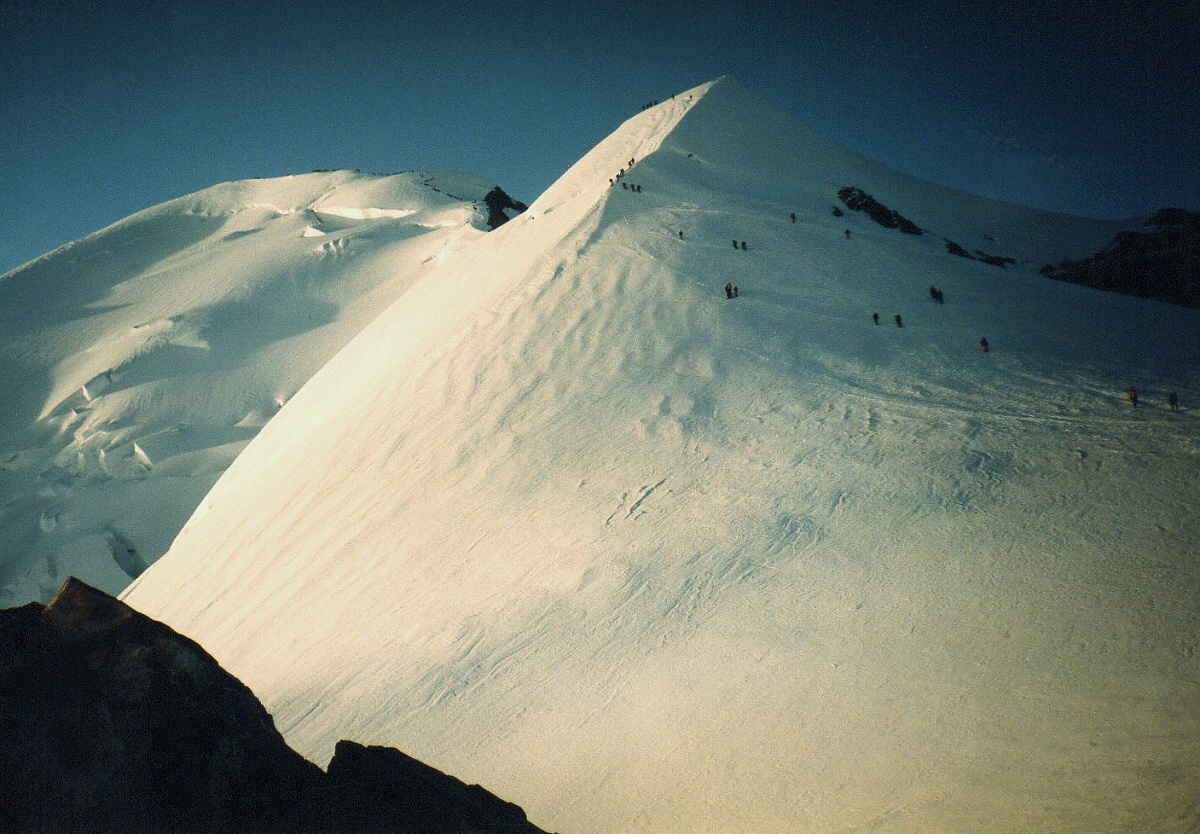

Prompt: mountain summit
xmin=114 ymin=78 xmax=1200 ymax=833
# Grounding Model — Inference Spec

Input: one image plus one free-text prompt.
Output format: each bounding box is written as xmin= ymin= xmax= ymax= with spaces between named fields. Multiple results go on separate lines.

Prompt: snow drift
xmin=112 ymin=77 xmax=1200 ymax=833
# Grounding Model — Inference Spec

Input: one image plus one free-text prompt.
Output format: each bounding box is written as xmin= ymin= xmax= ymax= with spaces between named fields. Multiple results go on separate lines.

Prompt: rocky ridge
xmin=1040 ymin=207 xmax=1200 ymax=308
xmin=0 ymin=577 xmax=550 ymax=834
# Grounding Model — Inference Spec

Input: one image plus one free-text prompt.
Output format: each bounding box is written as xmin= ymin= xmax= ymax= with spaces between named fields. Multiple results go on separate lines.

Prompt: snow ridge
xmin=60 ymin=78 xmax=1200 ymax=834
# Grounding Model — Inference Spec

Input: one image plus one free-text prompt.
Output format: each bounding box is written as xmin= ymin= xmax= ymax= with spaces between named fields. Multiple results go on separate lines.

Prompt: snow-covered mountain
xmin=0 ymin=170 xmax=513 ymax=604
xmin=12 ymin=76 xmax=1200 ymax=832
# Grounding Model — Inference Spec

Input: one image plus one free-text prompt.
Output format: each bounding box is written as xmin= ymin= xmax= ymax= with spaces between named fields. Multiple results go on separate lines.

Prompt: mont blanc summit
xmin=111 ymin=78 xmax=1200 ymax=833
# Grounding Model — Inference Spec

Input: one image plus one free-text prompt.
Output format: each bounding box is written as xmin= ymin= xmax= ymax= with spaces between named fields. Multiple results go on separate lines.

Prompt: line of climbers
xmin=609 ymin=158 xmax=638 ymax=189
xmin=1127 ymin=387 xmax=1181 ymax=411
xmin=662 ymin=199 xmax=1183 ymax=415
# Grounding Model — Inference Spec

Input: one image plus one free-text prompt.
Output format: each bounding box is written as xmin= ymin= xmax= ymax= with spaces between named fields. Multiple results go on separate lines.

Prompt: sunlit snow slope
xmin=125 ymin=79 xmax=1200 ymax=834
xmin=0 ymin=170 xmax=499 ymax=604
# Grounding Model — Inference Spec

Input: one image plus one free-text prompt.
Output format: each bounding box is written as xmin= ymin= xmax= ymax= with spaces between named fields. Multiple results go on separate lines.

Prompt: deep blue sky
xmin=2 ymin=0 xmax=1197 ymax=275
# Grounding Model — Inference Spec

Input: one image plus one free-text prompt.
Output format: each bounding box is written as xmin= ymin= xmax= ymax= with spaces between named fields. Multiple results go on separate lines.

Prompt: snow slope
xmin=0 ymin=170 xmax=503 ymax=604
xmin=125 ymin=78 xmax=1200 ymax=833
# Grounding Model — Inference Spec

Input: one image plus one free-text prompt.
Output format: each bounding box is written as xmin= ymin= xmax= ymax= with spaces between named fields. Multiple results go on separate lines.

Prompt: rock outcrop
xmin=326 ymin=740 xmax=539 ymax=833
xmin=944 ymin=238 xmax=1016 ymax=268
xmin=837 ymin=186 xmax=923 ymax=235
xmin=0 ymin=578 xmax=551 ymax=834
xmin=1040 ymin=207 xmax=1200 ymax=308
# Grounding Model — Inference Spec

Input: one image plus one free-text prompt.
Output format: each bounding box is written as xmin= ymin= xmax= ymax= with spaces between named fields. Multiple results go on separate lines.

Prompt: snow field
xmin=112 ymin=78 xmax=1200 ymax=833
xmin=0 ymin=170 xmax=496 ymax=604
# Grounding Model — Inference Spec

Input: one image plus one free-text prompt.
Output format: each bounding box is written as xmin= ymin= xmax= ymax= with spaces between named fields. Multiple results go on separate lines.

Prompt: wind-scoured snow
xmin=0 ymin=170 xmax=501 ymax=604
xmin=114 ymin=77 xmax=1200 ymax=833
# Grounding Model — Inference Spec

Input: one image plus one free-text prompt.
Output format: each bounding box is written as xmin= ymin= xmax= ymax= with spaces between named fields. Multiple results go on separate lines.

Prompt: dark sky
xmin=2 ymin=0 xmax=1197 ymax=274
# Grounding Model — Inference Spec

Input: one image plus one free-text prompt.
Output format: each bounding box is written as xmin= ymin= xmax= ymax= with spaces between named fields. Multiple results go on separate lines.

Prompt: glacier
xmin=8 ymin=76 xmax=1200 ymax=832
xmin=0 ymin=170 xmax=506 ymax=604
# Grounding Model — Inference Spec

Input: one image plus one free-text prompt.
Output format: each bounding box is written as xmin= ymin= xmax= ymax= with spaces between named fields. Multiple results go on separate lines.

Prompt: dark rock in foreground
xmin=0 ymin=578 xmax=551 ymax=834
xmin=328 ymin=740 xmax=537 ymax=833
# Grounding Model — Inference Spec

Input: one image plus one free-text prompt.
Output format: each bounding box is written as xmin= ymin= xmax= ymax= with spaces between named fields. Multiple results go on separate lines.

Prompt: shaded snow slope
xmin=125 ymin=79 xmax=1200 ymax=834
xmin=0 ymin=170 xmax=497 ymax=604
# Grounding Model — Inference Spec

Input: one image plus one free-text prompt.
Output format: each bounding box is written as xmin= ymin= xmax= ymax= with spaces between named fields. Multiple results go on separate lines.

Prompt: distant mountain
xmin=0 ymin=170 xmax=521 ymax=605
xmin=1 ymin=578 xmax=548 ymax=834
xmin=118 ymin=78 xmax=1200 ymax=834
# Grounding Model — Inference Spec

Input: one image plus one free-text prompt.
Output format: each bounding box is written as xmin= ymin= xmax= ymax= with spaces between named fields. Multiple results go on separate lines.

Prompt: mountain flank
xmin=118 ymin=77 xmax=1200 ymax=834
xmin=0 ymin=170 xmax=525 ymax=608
xmin=1 ymin=76 xmax=1196 ymax=834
